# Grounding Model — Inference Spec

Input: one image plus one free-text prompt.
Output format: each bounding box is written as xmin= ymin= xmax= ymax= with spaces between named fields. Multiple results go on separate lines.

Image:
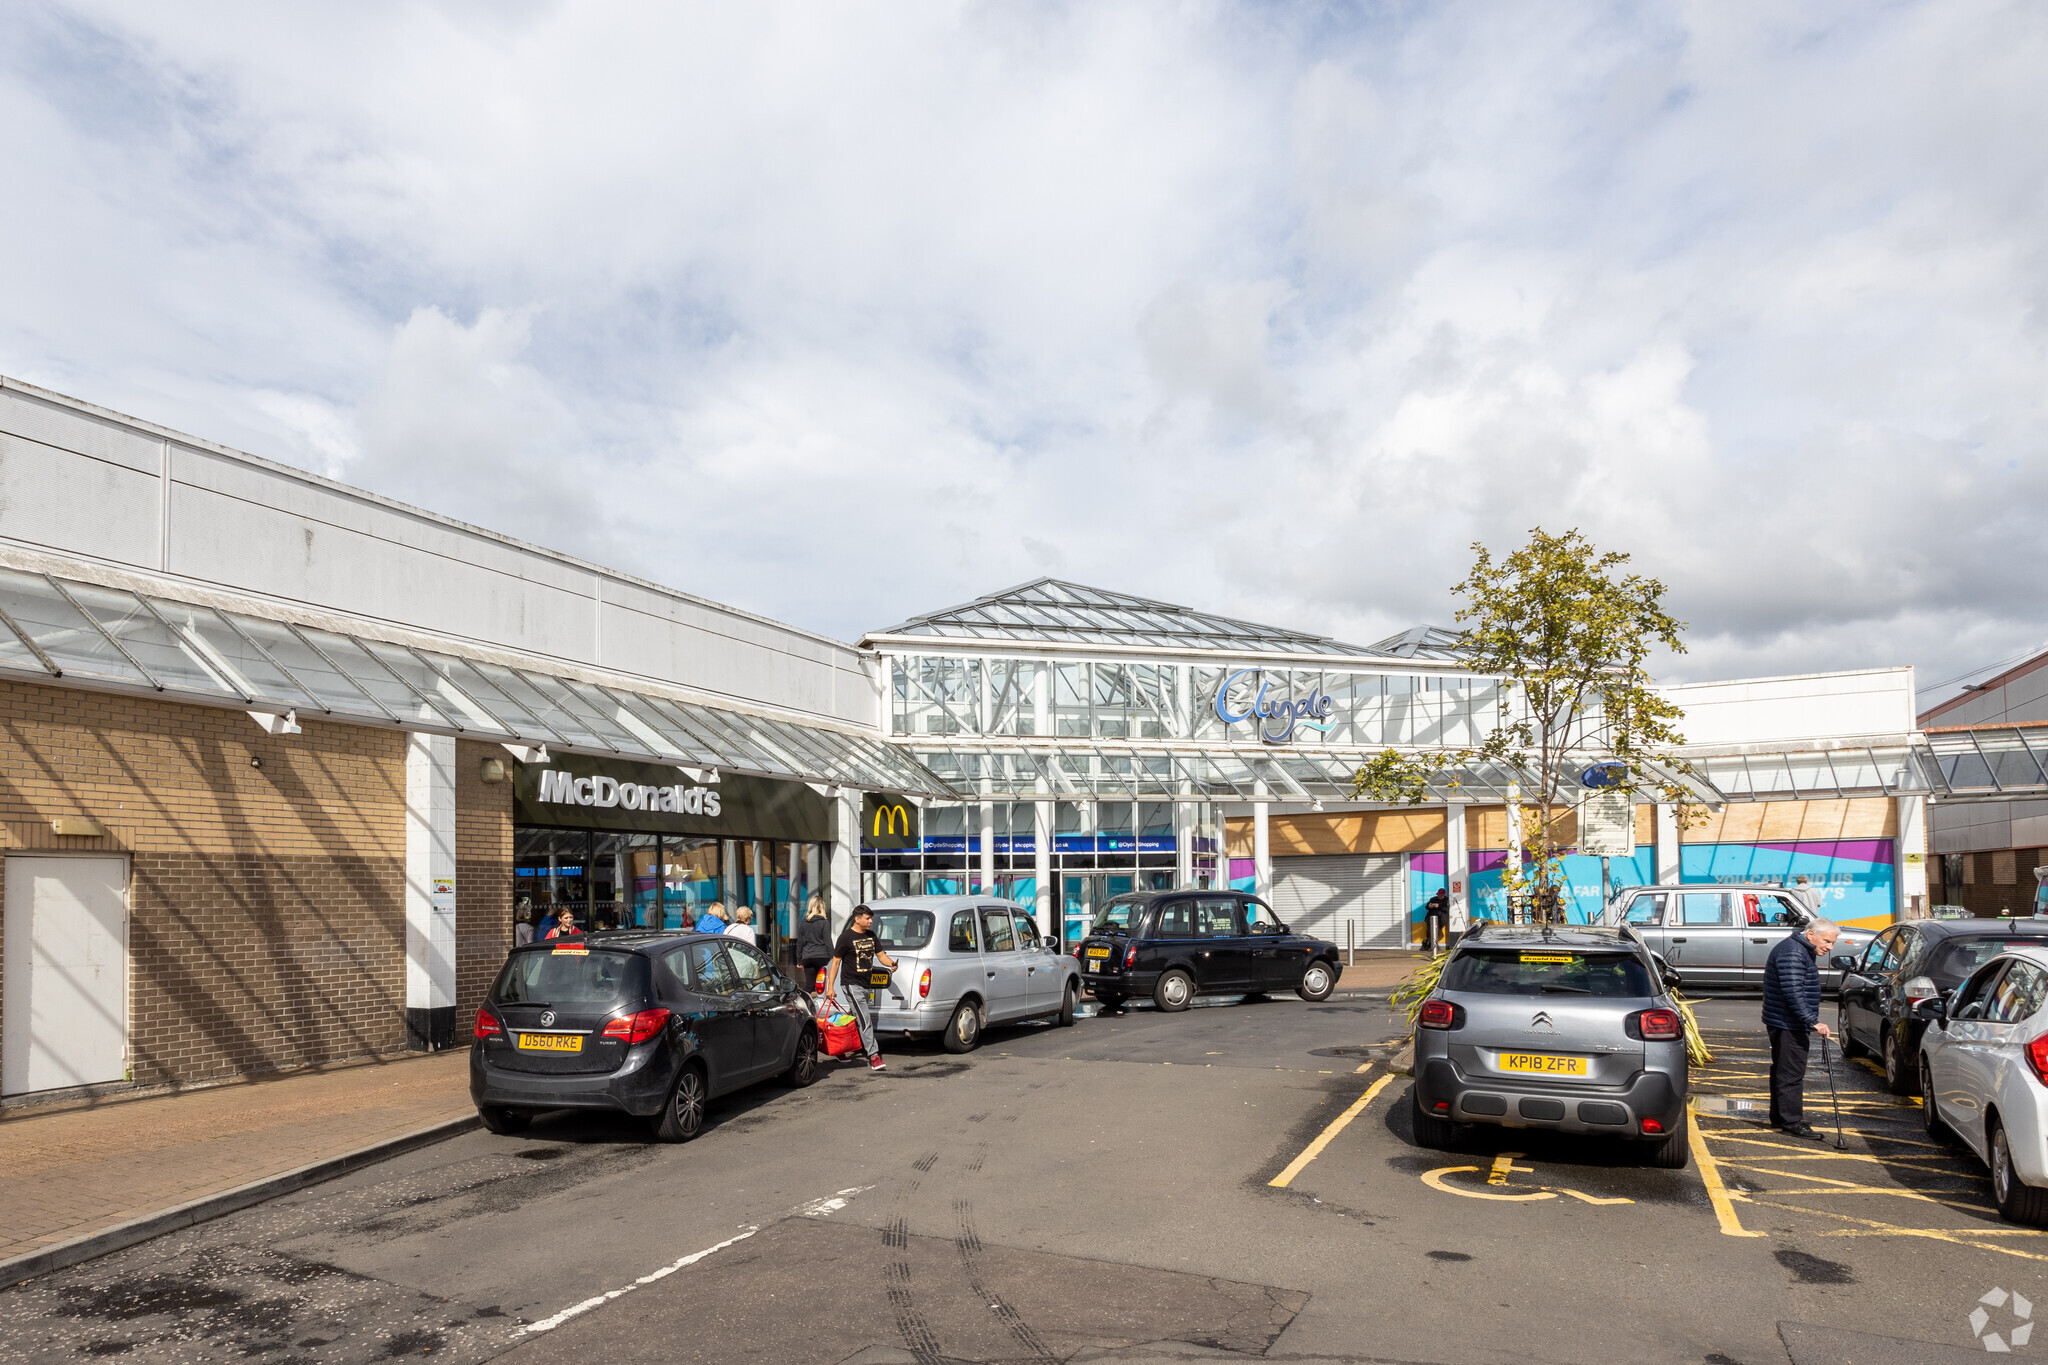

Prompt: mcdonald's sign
xmin=862 ymin=793 xmax=920 ymax=850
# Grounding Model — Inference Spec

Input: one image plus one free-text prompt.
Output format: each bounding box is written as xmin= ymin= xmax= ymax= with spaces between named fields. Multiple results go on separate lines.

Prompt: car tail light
xmin=1431 ymin=1099 xmax=1450 ymax=1112
xmin=2027 ymin=1034 xmax=2048 ymax=1088
xmin=1637 ymin=1009 xmax=1683 ymax=1041
xmin=1642 ymin=1117 xmax=1665 ymax=1135
xmin=602 ymin=1008 xmax=672 ymax=1045
xmin=1904 ymin=976 xmax=1939 ymax=1002
xmin=473 ymin=1007 xmax=501 ymax=1039
xmin=1418 ymin=998 xmax=1457 ymax=1030
xmin=1124 ymin=945 xmax=1137 ymax=969
xmin=919 ymin=969 xmax=932 ymax=999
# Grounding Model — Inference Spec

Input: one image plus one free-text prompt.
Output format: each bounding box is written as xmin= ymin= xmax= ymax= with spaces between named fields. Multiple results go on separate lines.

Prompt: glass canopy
xmin=866 ymin=577 xmax=1401 ymax=657
xmin=0 ymin=567 xmax=957 ymax=799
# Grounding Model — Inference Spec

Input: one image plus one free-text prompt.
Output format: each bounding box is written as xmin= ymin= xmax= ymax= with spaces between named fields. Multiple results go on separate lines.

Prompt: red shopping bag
xmin=819 ymin=1017 xmax=864 ymax=1058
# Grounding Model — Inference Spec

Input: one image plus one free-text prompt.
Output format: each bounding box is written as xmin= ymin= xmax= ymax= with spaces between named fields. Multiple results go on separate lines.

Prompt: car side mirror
xmin=1042 ymin=935 xmax=1060 ymax=950
xmin=1828 ymin=953 xmax=1857 ymax=972
xmin=1912 ymin=995 xmax=1947 ymax=1024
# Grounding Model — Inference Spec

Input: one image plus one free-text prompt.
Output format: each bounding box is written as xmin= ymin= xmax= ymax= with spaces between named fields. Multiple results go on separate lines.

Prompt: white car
xmin=1918 ymin=943 xmax=2048 ymax=1224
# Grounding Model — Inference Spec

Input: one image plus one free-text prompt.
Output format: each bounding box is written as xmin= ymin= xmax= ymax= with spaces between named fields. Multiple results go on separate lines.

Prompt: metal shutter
xmin=1269 ymin=854 xmax=1408 ymax=950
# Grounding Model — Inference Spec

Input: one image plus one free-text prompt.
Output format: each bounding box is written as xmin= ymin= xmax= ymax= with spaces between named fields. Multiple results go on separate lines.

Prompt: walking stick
xmin=1820 ymin=1034 xmax=1848 ymax=1150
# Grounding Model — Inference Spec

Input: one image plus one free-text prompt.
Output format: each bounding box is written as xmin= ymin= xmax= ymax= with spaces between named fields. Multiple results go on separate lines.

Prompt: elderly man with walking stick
xmin=1761 ymin=915 xmax=1841 ymax=1140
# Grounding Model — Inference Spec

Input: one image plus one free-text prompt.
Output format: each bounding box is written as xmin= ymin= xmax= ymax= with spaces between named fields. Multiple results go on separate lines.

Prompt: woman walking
xmin=796 ymin=894 xmax=833 ymax=990
xmin=726 ymin=905 xmax=757 ymax=946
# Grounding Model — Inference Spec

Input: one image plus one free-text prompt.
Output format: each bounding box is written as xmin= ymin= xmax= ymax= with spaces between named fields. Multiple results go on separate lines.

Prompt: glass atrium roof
xmin=866 ymin=578 xmax=1411 ymax=658
xmin=1365 ymin=625 xmax=1470 ymax=661
xmin=0 ymin=566 xmax=957 ymax=798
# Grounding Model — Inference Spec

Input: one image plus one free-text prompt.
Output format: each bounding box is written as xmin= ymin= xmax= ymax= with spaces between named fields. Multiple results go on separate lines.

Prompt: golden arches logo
xmin=872 ymin=804 xmax=912 ymax=838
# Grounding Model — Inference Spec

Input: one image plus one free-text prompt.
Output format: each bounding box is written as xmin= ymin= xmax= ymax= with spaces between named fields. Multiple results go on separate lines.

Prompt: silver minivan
xmin=864 ymin=895 xmax=1083 ymax=1053
xmin=1600 ymin=883 xmax=1876 ymax=988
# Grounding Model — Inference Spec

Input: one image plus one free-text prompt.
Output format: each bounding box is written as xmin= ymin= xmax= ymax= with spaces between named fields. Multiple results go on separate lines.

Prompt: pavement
xmin=0 ymin=1049 xmax=473 ymax=1269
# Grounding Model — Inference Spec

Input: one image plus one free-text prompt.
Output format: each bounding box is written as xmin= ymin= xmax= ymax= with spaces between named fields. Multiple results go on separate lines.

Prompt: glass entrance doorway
xmin=1057 ymin=871 xmax=1172 ymax=947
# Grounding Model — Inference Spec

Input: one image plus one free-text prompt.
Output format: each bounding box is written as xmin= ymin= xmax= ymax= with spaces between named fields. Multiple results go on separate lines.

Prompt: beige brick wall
xmin=0 ymin=678 xmax=455 ymax=1089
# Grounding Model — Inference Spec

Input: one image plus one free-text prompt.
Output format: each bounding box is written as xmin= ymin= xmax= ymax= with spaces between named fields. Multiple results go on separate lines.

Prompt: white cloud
xmin=0 ymin=0 xmax=2042 ymax=706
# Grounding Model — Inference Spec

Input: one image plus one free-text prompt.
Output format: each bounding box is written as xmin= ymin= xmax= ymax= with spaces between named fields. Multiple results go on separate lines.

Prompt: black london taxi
xmin=471 ymin=929 xmax=818 ymax=1142
xmin=1075 ymin=890 xmax=1342 ymax=1011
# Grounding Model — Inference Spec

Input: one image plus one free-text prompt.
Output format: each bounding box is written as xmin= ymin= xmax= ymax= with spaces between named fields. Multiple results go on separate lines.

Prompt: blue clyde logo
xmin=1215 ymin=669 xmax=1337 ymax=743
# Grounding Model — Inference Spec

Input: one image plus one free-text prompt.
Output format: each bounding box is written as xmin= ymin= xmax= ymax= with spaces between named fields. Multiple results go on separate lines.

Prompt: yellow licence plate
xmin=1498 ymin=1052 xmax=1588 ymax=1076
xmin=1086 ymin=947 xmax=1111 ymax=958
xmin=516 ymin=1033 xmax=583 ymax=1053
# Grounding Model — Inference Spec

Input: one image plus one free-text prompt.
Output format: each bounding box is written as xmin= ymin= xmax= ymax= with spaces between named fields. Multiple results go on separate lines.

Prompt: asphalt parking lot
xmin=0 ymin=984 xmax=2040 ymax=1363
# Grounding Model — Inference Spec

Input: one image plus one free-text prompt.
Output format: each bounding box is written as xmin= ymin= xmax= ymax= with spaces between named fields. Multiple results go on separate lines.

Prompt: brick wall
xmin=1930 ymin=848 xmax=2047 ymax=918
xmin=0 ymin=678 xmax=410 ymax=1089
xmin=455 ymin=739 xmax=514 ymax=1035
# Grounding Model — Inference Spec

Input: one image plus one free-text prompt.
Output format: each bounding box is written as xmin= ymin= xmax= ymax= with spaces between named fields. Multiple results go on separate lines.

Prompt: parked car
xmin=1917 ymin=944 xmax=2048 ymax=1225
xmin=470 ymin=930 xmax=816 ymax=1142
xmin=1601 ymin=883 xmax=1876 ymax=988
xmin=1410 ymin=923 xmax=1691 ymax=1168
xmin=1075 ymin=890 xmax=1342 ymax=1011
xmin=864 ymin=896 xmax=1083 ymax=1053
xmin=1834 ymin=919 xmax=2048 ymax=1094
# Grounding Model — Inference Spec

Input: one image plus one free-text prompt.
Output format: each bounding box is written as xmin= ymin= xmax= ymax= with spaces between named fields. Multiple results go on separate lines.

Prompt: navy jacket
xmin=1761 ymin=932 xmax=1823 ymax=1031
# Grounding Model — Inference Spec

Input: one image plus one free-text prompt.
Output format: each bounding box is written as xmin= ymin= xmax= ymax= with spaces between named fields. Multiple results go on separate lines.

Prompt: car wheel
xmin=1881 ymin=1028 xmax=1914 ymax=1096
xmin=1057 ymin=982 xmax=1077 ymax=1027
xmin=1153 ymin=969 xmax=1194 ymax=1013
xmin=1991 ymin=1122 xmax=2048 ymax=1226
xmin=1297 ymin=961 xmax=1336 ymax=1003
xmin=783 ymin=1027 xmax=819 ymax=1087
xmin=1643 ymin=1111 xmax=1691 ymax=1169
xmin=1837 ymin=1005 xmax=1864 ymax=1058
xmin=653 ymin=1064 xmax=706 ymax=1144
xmin=1409 ymin=1087 xmax=1457 ymax=1149
xmin=477 ymin=1105 xmax=529 ymax=1136
xmin=943 ymin=1000 xmax=983 ymax=1053
xmin=1921 ymin=1059 xmax=1955 ymax=1145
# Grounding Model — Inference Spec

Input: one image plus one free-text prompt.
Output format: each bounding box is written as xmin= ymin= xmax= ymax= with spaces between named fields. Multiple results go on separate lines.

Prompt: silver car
xmin=863 ymin=896 xmax=1083 ymax=1053
xmin=1601 ymin=883 xmax=1876 ymax=988
xmin=1410 ymin=923 xmax=1691 ymax=1167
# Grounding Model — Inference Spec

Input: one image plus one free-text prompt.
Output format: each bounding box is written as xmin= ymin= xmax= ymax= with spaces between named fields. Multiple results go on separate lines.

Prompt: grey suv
xmin=1410 ymin=924 xmax=1691 ymax=1168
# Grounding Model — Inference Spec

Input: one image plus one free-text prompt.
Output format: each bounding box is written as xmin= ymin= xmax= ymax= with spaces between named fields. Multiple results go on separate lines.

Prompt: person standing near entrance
xmin=796 ymin=894 xmax=833 ymax=988
xmin=513 ymin=903 xmax=535 ymax=948
xmin=545 ymin=908 xmax=581 ymax=940
xmin=1422 ymin=888 xmax=1449 ymax=957
xmin=694 ymin=901 xmax=729 ymax=936
xmin=826 ymin=904 xmax=896 ymax=1073
xmin=726 ymin=905 xmax=757 ymax=946
xmin=1762 ymin=917 xmax=1839 ymax=1139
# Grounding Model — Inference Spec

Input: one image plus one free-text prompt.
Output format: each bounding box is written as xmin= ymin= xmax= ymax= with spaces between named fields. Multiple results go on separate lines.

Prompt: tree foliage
xmin=1354 ymin=527 xmax=1693 ymax=921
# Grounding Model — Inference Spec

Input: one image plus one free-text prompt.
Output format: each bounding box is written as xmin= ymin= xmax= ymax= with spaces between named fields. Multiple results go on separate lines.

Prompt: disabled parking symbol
xmin=1421 ymin=1152 xmax=1634 ymax=1206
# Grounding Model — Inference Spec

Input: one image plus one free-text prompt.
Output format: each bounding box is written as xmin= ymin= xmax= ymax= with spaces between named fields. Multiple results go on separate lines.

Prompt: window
xmin=1623 ymin=894 xmax=1665 ymax=926
xmin=1089 ymin=895 xmax=1145 ymax=934
xmin=492 ymin=949 xmax=645 ymax=1005
xmin=1194 ymin=898 xmax=1243 ymax=938
xmin=1860 ymin=928 xmax=1900 ymax=976
xmin=1932 ymin=937 xmax=2026 ymax=986
xmin=948 ymin=911 xmax=979 ymax=953
xmin=726 ymin=940 xmax=777 ymax=991
xmin=1953 ymin=962 xmax=2009 ymax=1021
xmin=1153 ymin=901 xmax=1194 ymax=937
xmin=980 ymin=908 xmax=1017 ymax=953
xmin=1760 ymin=894 xmax=1803 ymax=927
xmin=1242 ymin=899 xmax=1283 ymax=935
xmin=686 ymin=941 xmax=742 ymax=996
xmin=874 ymin=910 xmax=935 ymax=951
xmin=1988 ymin=963 xmax=2048 ymax=1024
xmin=1012 ymin=912 xmax=1042 ymax=950
xmin=1679 ymin=893 xmax=1731 ymax=927
xmin=1441 ymin=949 xmax=1653 ymax=998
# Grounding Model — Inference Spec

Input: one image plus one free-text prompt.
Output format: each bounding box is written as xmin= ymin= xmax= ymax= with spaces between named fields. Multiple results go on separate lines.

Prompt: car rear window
xmin=493 ymin=948 xmax=648 ymax=1005
xmin=1932 ymin=937 xmax=2039 ymax=984
xmin=874 ymin=911 xmax=934 ymax=951
xmin=1091 ymin=896 xmax=1147 ymax=935
xmin=1442 ymin=948 xmax=1653 ymax=997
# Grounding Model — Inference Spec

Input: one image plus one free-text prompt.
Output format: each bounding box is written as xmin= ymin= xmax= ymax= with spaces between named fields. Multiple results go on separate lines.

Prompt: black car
xmin=1074 ymin=890 xmax=1342 ymax=1011
xmin=470 ymin=930 xmax=817 ymax=1142
xmin=1834 ymin=919 xmax=2048 ymax=1095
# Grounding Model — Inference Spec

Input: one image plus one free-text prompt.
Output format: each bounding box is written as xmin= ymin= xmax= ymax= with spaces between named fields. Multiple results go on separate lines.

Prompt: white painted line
xmin=521 ymin=1186 xmax=872 ymax=1334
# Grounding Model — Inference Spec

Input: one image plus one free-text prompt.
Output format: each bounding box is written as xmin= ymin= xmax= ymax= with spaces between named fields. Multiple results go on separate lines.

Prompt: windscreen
xmin=1090 ymin=896 xmax=1147 ymax=935
xmin=873 ymin=911 xmax=935 ymax=951
xmin=1932 ymin=937 xmax=2037 ymax=985
xmin=492 ymin=948 xmax=649 ymax=1005
xmin=1441 ymin=948 xmax=1654 ymax=998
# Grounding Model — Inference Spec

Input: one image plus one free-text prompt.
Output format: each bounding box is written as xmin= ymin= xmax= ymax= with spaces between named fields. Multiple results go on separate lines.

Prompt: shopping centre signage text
xmin=1214 ymin=669 xmax=1336 ymax=744
xmin=515 ymin=754 xmax=832 ymax=842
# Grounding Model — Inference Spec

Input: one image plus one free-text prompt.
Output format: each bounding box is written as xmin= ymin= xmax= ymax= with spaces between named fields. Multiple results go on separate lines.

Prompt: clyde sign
xmin=1215 ymin=668 xmax=1336 ymax=744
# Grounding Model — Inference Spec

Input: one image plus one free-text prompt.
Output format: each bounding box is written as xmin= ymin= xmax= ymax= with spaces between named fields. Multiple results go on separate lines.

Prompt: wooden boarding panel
xmin=1682 ymin=797 xmax=1896 ymax=844
xmin=1225 ymin=810 xmax=1446 ymax=858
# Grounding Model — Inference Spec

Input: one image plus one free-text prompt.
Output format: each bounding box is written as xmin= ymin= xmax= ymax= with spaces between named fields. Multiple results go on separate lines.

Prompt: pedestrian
xmin=796 ymin=893 xmax=833 ymax=988
xmin=513 ymin=904 xmax=535 ymax=948
xmin=546 ymin=907 xmax=582 ymax=940
xmin=1422 ymin=888 xmax=1449 ymax=957
xmin=1762 ymin=915 xmax=1840 ymax=1139
xmin=726 ymin=905 xmax=757 ymax=946
xmin=694 ymin=901 xmax=730 ymax=936
xmin=826 ymin=903 xmax=896 ymax=1073
xmin=535 ymin=904 xmax=560 ymax=940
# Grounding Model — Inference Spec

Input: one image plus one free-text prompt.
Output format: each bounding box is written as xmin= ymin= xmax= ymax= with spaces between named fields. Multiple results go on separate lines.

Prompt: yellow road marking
xmin=1489 ymin=1152 xmax=1532 ymax=1186
xmin=1421 ymin=1165 xmax=1555 ymax=1201
xmin=1747 ymin=1199 xmax=2048 ymax=1262
xmin=1269 ymin=1073 xmax=1395 ymax=1188
xmin=1689 ymin=1102 xmax=1766 ymax=1238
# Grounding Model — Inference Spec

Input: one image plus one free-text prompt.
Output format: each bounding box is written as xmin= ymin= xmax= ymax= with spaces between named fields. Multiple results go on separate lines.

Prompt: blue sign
xmin=1215 ymin=669 xmax=1336 ymax=743
xmin=1579 ymin=761 xmax=1629 ymax=789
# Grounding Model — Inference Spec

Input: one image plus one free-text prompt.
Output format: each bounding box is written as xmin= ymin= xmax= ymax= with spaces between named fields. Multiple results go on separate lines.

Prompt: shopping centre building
xmin=0 ymin=374 xmax=2034 ymax=1102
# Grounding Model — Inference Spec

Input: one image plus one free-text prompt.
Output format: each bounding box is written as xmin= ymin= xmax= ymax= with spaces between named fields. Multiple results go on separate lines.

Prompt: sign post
xmin=1577 ymin=787 xmax=1635 ymax=923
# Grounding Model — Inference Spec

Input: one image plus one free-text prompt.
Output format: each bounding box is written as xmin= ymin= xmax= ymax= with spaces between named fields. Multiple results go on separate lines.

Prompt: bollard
xmin=1346 ymin=919 xmax=1354 ymax=967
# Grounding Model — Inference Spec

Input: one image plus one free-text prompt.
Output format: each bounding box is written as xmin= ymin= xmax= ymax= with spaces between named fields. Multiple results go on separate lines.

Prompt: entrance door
xmin=3 ymin=856 xmax=129 ymax=1096
xmin=1059 ymin=874 xmax=1135 ymax=948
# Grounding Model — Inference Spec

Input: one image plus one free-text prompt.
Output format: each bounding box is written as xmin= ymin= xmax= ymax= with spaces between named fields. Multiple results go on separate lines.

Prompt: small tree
xmin=1356 ymin=527 xmax=1691 ymax=922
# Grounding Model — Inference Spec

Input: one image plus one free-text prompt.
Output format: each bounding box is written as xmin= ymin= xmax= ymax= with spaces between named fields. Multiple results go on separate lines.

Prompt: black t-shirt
xmin=835 ymin=926 xmax=878 ymax=976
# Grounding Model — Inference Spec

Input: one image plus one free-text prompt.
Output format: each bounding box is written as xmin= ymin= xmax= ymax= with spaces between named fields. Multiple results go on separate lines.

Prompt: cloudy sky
xmin=3 ymin=1 xmax=2043 ymax=705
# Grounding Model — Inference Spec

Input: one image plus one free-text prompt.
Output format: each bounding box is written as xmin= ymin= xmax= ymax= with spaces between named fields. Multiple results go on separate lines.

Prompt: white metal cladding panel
xmin=1270 ymin=854 xmax=1407 ymax=949
xmin=1661 ymin=669 xmax=1916 ymax=744
xmin=0 ymin=388 xmax=163 ymax=475
xmin=0 ymin=431 xmax=161 ymax=569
